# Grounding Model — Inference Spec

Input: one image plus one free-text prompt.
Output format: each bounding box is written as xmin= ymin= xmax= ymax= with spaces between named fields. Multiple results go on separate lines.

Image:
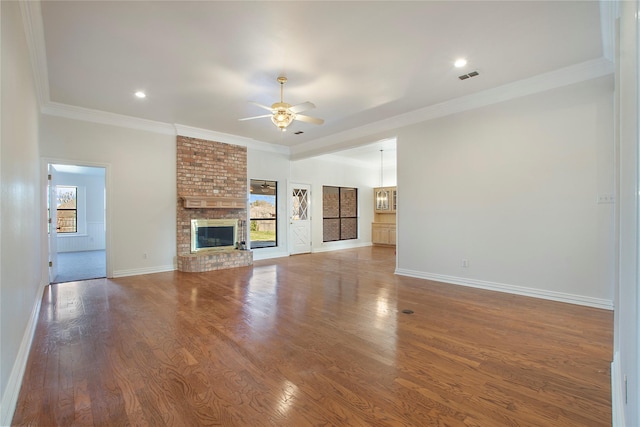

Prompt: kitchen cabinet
xmin=372 ymin=222 xmax=396 ymax=245
xmin=372 ymin=186 xmax=396 ymax=246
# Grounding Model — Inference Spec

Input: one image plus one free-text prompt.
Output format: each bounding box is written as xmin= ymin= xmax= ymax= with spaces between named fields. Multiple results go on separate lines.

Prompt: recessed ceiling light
xmin=134 ymin=91 xmax=146 ymax=99
xmin=454 ymin=58 xmax=467 ymax=68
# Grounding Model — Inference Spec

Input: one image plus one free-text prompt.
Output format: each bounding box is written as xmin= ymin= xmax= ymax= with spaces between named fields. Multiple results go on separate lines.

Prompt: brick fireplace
xmin=176 ymin=135 xmax=252 ymax=272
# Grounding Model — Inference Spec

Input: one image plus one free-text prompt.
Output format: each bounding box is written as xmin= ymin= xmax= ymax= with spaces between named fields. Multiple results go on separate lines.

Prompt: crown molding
xmin=25 ymin=0 xmax=614 ymax=160
xmin=290 ymin=57 xmax=615 ymax=160
xmin=39 ymin=55 xmax=613 ymax=160
xmin=21 ymin=1 xmax=286 ymax=154
xmin=19 ymin=0 xmax=50 ymax=106
xmin=40 ymin=102 xmax=289 ymax=153
xmin=174 ymin=124 xmax=290 ymax=155
xmin=41 ymin=102 xmax=176 ymax=135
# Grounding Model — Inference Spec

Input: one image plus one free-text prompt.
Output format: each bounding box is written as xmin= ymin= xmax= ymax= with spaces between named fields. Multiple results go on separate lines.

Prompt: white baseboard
xmin=0 ymin=282 xmax=45 ymax=426
xmin=111 ymin=264 xmax=175 ymax=278
xmin=253 ymin=242 xmax=374 ymax=260
xmin=251 ymin=249 xmax=289 ymax=261
xmin=395 ymin=269 xmax=614 ymax=310
xmin=313 ymin=241 xmax=373 ymax=253
xmin=611 ymin=352 xmax=626 ymax=427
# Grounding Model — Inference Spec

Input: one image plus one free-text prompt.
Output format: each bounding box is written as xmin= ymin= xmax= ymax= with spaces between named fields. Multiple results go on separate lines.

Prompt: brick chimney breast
xmin=176 ymin=136 xmax=251 ymax=271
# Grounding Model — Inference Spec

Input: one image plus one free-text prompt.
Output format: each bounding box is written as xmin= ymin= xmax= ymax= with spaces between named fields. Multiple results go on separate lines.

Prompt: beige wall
xmin=291 ymin=156 xmax=375 ymax=253
xmin=0 ymin=1 xmax=45 ymax=423
xmin=397 ymin=76 xmax=614 ymax=307
xmin=39 ymin=115 xmax=177 ymax=277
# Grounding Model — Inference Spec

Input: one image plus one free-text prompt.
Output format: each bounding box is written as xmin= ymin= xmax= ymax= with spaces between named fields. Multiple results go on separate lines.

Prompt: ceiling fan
xmin=239 ymin=76 xmax=324 ymax=131
xmin=260 ymin=181 xmax=274 ymax=193
xmin=249 ymin=180 xmax=275 ymax=193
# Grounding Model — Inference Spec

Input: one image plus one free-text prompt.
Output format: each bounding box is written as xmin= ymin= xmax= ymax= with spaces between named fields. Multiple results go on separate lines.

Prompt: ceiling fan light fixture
xmin=239 ymin=76 xmax=323 ymax=131
xmin=271 ymin=108 xmax=295 ymax=130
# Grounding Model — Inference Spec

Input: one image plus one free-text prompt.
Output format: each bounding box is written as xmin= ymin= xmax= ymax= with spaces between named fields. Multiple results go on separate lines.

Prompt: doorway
xmin=290 ymin=183 xmax=311 ymax=255
xmin=48 ymin=163 xmax=107 ymax=283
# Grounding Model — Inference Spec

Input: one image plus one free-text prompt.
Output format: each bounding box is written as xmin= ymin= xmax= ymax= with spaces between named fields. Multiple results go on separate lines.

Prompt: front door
xmin=290 ymin=183 xmax=311 ymax=255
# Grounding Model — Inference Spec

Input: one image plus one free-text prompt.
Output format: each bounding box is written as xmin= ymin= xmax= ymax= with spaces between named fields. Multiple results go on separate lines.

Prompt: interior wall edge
xmin=611 ymin=351 xmax=626 ymax=427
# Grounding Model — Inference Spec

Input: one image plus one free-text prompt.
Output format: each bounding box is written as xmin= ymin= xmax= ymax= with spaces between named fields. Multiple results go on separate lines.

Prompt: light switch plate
xmin=597 ymin=194 xmax=615 ymax=204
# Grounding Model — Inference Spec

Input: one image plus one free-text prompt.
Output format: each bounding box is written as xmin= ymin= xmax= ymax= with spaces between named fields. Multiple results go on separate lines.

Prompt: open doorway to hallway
xmin=48 ymin=163 xmax=106 ymax=283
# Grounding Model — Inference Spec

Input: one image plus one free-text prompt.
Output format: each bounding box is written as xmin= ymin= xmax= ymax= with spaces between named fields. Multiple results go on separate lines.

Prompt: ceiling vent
xmin=458 ymin=71 xmax=480 ymax=80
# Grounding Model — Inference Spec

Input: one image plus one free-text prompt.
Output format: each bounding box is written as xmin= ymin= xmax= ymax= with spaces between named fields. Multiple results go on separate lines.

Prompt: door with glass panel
xmin=290 ymin=183 xmax=311 ymax=255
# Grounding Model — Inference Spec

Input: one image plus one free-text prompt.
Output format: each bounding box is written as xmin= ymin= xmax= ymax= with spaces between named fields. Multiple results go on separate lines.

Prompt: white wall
xmin=614 ymin=0 xmax=639 ymax=425
xmin=291 ymin=156 xmax=376 ymax=253
xmin=39 ymin=115 xmax=176 ymax=277
xmin=0 ymin=2 xmax=45 ymax=423
xmin=55 ymin=170 xmax=106 ymax=252
xmin=247 ymin=148 xmax=290 ymax=260
xmin=396 ymin=76 xmax=614 ymax=309
xmin=381 ymin=159 xmax=397 ymax=188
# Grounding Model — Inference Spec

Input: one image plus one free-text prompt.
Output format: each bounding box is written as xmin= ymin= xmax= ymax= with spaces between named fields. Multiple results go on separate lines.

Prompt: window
xmin=323 ymin=186 xmax=358 ymax=242
xmin=56 ymin=185 xmax=77 ymax=233
xmin=249 ymin=179 xmax=277 ymax=248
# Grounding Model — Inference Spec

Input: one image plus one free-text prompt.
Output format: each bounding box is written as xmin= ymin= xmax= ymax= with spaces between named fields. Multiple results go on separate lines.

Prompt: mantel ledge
xmin=181 ymin=196 xmax=246 ymax=209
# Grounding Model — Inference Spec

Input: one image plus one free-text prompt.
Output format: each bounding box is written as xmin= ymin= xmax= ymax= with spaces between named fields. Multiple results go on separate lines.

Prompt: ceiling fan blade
xmin=289 ymin=101 xmax=316 ymax=114
xmin=238 ymin=114 xmax=272 ymax=121
xmin=248 ymin=101 xmax=274 ymax=112
xmin=295 ymin=114 xmax=324 ymax=125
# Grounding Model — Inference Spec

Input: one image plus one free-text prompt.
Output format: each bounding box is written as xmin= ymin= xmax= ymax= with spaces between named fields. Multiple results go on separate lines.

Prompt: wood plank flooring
xmin=12 ymin=246 xmax=613 ymax=426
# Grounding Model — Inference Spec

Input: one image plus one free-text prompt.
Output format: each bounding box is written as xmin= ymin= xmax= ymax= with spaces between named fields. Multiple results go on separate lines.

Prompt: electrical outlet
xmin=143 ymin=253 xmax=148 ymax=259
xmin=597 ymin=194 xmax=615 ymax=204
xmin=462 ymin=259 xmax=469 ymax=268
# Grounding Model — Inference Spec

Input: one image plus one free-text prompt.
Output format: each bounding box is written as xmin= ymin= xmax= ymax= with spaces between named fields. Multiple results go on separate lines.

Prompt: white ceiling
xmin=30 ymin=1 xmax=608 ymax=164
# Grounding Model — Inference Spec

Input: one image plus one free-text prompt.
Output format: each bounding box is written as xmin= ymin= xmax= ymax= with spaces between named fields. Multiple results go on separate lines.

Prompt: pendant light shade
xmin=270 ymin=108 xmax=295 ymax=131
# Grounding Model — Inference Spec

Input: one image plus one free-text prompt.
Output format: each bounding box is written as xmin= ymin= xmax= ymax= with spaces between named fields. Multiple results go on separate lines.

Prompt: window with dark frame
xmin=56 ymin=185 xmax=77 ymax=233
xmin=322 ymin=186 xmax=358 ymax=242
xmin=249 ymin=179 xmax=277 ymax=249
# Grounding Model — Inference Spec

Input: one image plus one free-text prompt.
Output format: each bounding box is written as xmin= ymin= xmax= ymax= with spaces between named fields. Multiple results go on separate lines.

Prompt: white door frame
xmin=47 ymin=165 xmax=59 ymax=283
xmin=42 ymin=158 xmax=113 ymax=281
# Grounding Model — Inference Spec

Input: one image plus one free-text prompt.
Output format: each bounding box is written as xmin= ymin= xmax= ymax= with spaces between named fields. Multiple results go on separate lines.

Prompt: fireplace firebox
xmin=191 ymin=219 xmax=238 ymax=253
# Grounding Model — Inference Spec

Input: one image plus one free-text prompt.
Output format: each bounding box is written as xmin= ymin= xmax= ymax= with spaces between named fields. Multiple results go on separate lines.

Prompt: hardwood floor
xmin=13 ymin=246 xmax=613 ymax=426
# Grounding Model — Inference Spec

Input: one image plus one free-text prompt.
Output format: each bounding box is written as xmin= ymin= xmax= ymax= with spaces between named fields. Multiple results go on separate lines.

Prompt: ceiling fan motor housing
xmin=271 ymin=106 xmax=295 ymax=130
